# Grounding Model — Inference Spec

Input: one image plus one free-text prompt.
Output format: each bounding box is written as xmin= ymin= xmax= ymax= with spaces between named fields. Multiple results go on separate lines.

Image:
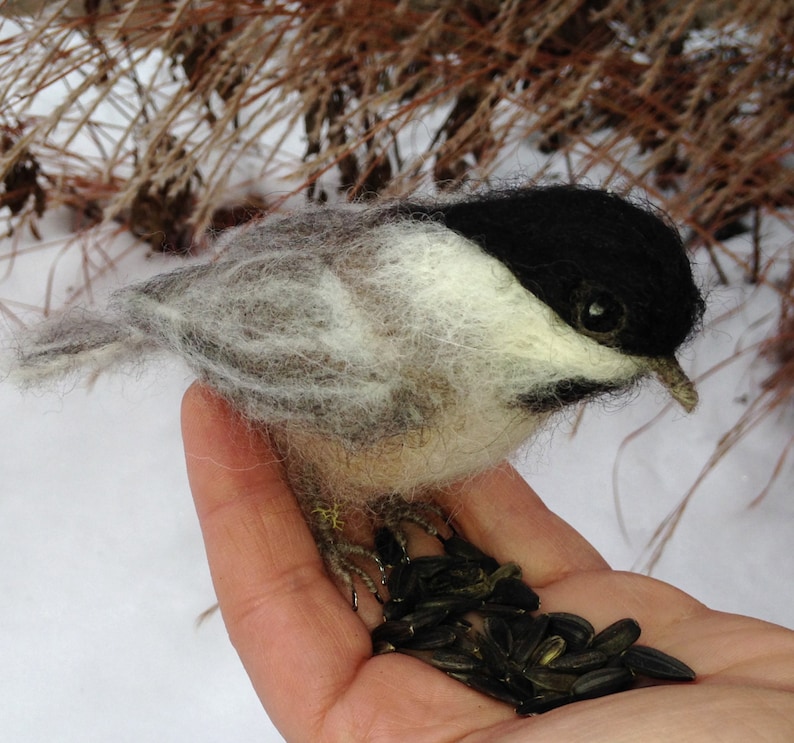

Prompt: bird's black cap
xmin=400 ymin=186 xmax=704 ymax=358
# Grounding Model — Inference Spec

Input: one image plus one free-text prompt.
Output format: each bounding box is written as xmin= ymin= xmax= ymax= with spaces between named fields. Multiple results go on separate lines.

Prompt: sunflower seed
xmin=400 ymin=604 xmax=449 ymax=631
xmin=410 ymin=555 xmax=460 ymax=579
xmin=546 ymin=648 xmax=609 ymax=673
xmin=483 ymin=615 xmax=513 ymax=655
xmin=403 ymin=625 xmax=459 ymax=650
xmin=371 ymin=619 xmax=414 ymax=648
xmin=621 ymin=645 xmax=696 ymax=681
xmin=371 ymin=531 xmax=696 ymax=715
xmin=425 ymin=564 xmax=490 ymax=599
xmin=488 ymin=562 xmax=523 ymax=584
xmin=511 ymin=613 xmax=550 ymax=668
xmin=374 ymin=526 xmax=407 ymax=568
xmin=414 ymin=595 xmax=483 ymax=616
xmin=372 ymin=639 xmax=397 ymax=655
xmin=591 ymin=617 xmax=642 ymax=656
xmin=547 ymin=612 xmax=595 ymax=651
xmin=527 ymin=634 xmax=567 ymax=666
xmin=386 ymin=561 xmax=418 ymax=604
xmin=516 ymin=691 xmax=572 ymax=715
xmin=571 ymin=667 xmax=634 ymax=699
xmin=503 ymin=669 xmax=537 ymax=698
xmin=522 ymin=667 xmax=579 ymax=693
xmin=478 ymin=602 xmax=527 ymax=618
xmin=489 ymin=577 xmax=541 ymax=611
xmin=424 ymin=648 xmax=485 ymax=673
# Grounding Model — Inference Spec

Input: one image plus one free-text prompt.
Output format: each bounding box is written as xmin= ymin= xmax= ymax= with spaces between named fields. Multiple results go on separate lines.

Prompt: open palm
xmin=182 ymin=384 xmax=794 ymax=742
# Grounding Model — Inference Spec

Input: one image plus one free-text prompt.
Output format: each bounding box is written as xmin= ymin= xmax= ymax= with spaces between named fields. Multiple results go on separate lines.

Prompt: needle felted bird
xmin=11 ymin=185 xmax=704 ymax=600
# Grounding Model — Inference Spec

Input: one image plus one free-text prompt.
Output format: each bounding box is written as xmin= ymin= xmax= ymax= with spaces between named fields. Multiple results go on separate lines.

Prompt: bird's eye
xmin=573 ymin=284 xmax=627 ymax=339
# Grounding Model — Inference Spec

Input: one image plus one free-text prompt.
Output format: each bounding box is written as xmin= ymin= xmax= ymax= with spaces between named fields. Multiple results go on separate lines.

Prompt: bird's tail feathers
xmin=6 ymin=307 xmax=153 ymax=387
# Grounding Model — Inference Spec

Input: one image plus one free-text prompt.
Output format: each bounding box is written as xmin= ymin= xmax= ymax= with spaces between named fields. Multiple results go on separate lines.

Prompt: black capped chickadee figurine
xmin=11 ymin=185 xmax=704 ymax=601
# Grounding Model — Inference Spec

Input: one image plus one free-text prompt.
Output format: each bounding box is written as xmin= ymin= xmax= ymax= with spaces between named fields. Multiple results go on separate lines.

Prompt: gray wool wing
xmin=11 ymin=211 xmax=414 ymax=445
xmin=111 ymin=247 xmax=409 ymax=442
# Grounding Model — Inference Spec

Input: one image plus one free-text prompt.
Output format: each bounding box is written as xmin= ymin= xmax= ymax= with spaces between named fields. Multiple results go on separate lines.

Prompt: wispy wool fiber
xmin=11 ymin=187 xmax=704 ymax=509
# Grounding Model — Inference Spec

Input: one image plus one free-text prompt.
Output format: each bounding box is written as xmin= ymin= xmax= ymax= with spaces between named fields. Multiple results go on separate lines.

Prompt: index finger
xmin=180 ymin=383 xmax=370 ymax=736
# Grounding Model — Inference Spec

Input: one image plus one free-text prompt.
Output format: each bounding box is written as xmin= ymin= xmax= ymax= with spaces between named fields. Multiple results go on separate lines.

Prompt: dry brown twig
xmin=1 ymin=1 xmax=790 ymax=240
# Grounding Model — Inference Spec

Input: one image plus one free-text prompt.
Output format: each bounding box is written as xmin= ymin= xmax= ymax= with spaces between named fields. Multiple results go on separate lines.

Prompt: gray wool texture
xmin=10 ymin=198 xmax=693 ymax=508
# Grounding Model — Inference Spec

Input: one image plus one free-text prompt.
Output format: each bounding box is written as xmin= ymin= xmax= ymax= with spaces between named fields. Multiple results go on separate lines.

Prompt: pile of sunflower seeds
xmin=371 ymin=532 xmax=695 ymax=715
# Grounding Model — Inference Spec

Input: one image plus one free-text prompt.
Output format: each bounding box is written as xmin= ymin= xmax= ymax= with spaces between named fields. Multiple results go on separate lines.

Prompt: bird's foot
xmin=321 ymin=540 xmax=386 ymax=612
xmin=372 ymin=497 xmax=451 ymax=568
xmin=307 ymin=495 xmax=452 ymax=610
xmin=307 ymin=497 xmax=386 ymax=611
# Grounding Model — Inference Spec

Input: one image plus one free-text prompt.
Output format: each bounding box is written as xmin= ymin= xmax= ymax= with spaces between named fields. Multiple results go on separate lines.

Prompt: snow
xmin=1 ymin=221 xmax=276 ymax=740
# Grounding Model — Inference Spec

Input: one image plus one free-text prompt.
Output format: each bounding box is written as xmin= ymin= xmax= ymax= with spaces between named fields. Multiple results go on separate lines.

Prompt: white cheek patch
xmin=365 ymin=222 xmax=644 ymax=406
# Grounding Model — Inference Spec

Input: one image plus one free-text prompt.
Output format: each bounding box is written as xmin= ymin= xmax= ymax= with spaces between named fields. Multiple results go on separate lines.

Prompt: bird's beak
xmin=648 ymin=357 xmax=698 ymax=412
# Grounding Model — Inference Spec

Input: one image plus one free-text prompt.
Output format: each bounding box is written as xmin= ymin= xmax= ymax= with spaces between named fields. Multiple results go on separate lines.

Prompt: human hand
xmin=181 ymin=383 xmax=794 ymax=742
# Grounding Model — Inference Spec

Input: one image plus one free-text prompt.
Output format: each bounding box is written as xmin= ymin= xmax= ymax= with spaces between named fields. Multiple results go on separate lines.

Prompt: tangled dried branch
xmin=0 ymin=0 xmax=790 ymax=247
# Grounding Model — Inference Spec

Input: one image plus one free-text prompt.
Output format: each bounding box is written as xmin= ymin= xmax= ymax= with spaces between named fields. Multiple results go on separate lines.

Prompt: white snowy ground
xmin=1 ymin=201 xmax=792 ymax=743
